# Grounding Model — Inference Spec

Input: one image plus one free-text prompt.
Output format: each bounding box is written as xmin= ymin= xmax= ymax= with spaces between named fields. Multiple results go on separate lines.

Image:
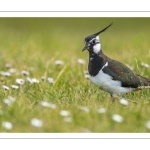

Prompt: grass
xmin=0 ymin=18 xmax=150 ymax=132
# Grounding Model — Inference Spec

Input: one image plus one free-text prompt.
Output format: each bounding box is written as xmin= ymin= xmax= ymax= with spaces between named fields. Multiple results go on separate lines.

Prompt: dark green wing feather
xmin=102 ymin=59 xmax=141 ymax=88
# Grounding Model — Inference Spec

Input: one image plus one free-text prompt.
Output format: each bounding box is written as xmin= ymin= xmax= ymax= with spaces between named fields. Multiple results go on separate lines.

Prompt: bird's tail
xmin=137 ymin=75 xmax=150 ymax=89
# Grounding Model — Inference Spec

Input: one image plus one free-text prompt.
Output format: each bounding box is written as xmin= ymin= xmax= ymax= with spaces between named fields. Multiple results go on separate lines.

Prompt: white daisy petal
xmin=55 ymin=60 xmax=64 ymax=65
xmin=3 ymin=99 xmax=11 ymax=106
xmin=9 ymin=68 xmax=17 ymax=73
xmin=79 ymin=106 xmax=89 ymax=113
xmin=2 ymin=121 xmax=13 ymax=130
xmin=8 ymin=96 xmax=16 ymax=102
xmin=77 ymin=59 xmax=86 ymax=64
xmin=64 ymin=117 xmax=73 ymax=123
xmin=27 ymin=77 xmax=39 ymax=84
xmin=112 ymin=114 xmax=124 ymax=123
xmin=97 ymin=108 xmax=106 ymax=114
xmin=2 ymin=85 xmax=10 ymax=90
xmin=1 ymin=71 xmax=11 ymax=77
xmin=11 ymin=85 xmax=19 ymax=89
xmin=31 ymin=118 xmax=43 ymax=128
xmin=32 ymin=78 xmax=40 ymax=83
xmin=16 ymin=78 xmax=25 ymax=85
xmin=82 ymin=128 xmax=91 ymax=133
xmin=3 ymin=96 xmax=16 ymax=106
xmin=5 ymin=63 xmax=11 ymax=69
xmin=119 ymin=98 xmax=129 ymax=106
xmin=84 ymin=74 xmax=90 ymax=79
xmin=60 ymin=110 xmax=70 ymax=117
xmin=141 ymin=62 xmax=149 ymax=68
xmin=22 ymin=70 xmax=29 ymax=76
xmin=47 ymin=77 xmax=54 ymax=84
xmin=27 ymin=77 xmax=33 ymax=83
xmin=145 ymin=121 xmax=150 ymax=129
xmin=83 ymin=70 xmax=89 ymax=74
xmin=41 ymin=101 xmax=56 ymax=109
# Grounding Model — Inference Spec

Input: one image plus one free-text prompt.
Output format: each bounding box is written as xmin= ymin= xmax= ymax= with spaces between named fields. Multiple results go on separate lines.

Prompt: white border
xmin=0 ymin=11 xmax=150 ymax=17
xmin=1 ymin=138 xmax=149 ymax=150
xmin=0 ymin=133 xmax=149 ymax=150
xmin=0 ymin=0 xmax=150 ymax=12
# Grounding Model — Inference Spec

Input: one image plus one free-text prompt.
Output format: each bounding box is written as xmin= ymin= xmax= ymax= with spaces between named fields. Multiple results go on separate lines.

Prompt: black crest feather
xmin=94 ymin=22 xmax=113 ymax=36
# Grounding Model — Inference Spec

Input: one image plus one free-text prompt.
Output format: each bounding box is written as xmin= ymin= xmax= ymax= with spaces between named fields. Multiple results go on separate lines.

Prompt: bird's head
xmin=82 ymin=23 xmax=113 ymax=54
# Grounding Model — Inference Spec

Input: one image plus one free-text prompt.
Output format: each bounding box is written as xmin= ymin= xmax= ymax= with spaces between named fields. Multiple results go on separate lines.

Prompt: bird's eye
xmin=92 ymin=40 xmax=95 ymax=44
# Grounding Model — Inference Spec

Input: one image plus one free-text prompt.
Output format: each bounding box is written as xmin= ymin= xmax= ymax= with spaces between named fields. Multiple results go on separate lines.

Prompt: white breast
xmin=89 ymin=62 xmax=135 ymax=96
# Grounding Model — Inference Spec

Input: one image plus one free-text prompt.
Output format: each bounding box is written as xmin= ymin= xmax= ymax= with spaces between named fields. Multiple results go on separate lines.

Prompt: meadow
xmin=0 ymin=18 xmax=150 ymax=132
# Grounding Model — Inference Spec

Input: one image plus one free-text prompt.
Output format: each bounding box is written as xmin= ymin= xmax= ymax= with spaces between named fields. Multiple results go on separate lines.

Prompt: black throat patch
xmin=88 ymin=51 xmax=106 ymax=76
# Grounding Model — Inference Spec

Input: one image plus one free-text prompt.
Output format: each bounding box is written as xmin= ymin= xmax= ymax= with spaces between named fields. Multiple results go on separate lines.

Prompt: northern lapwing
xmin=82 ymin=23 xmax=150 ymax=101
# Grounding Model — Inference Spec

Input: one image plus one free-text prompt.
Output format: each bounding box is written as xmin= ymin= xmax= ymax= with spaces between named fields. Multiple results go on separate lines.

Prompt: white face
xmin=91 ymin=36 xmax=101 ymax=54
xmin=93 ymin=43 xmax=101 ymax=54
xmin=95 ymin=36 xmax=100 ymax=42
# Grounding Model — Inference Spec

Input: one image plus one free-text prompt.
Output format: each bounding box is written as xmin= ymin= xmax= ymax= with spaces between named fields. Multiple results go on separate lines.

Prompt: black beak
xmin=82 ymin=45 xmax=89 ymax=51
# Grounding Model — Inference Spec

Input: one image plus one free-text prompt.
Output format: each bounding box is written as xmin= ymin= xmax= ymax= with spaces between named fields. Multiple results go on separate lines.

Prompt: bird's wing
xmin=102 ymin=59 xmax=141 ymax=88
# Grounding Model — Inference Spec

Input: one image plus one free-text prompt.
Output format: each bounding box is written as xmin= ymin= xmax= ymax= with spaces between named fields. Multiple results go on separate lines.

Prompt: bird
xmin=82 ymin=23 xmax=150 ymax=101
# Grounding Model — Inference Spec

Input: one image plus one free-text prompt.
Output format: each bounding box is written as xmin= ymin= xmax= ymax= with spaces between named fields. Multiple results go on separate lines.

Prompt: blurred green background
xmin=0 ymin=18 xmax=150 ymax=67
xmin=0 ymin=18 xmax=150 ymax=132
